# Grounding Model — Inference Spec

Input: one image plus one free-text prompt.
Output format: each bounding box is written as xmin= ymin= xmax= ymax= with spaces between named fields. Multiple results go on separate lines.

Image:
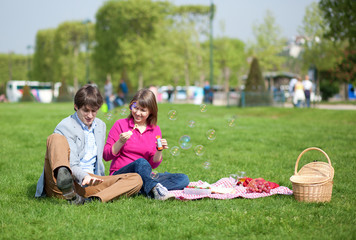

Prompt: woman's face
xmin=131 ymin=102 xmax=150 ymax=125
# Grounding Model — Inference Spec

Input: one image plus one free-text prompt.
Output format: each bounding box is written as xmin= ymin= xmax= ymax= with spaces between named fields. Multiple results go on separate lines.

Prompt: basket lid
xmin=293 ymin=147 xmax=334 ymax=180
xmin=298 ymin=161 xmax=334 ymax=179
xmin=290 ymin=175 xmax=330 ymax=184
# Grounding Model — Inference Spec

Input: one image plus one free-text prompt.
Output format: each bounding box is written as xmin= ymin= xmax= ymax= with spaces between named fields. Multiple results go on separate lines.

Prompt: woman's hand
xmin=112 ymin=131 xmax=133 ymax=155
xmin=119 ymin=131 xmax=133 ymax=144
xmin=160 ymin=138 xmax=168 ymax=150
xmin=82 ymin=175 xmax=103 ymax=186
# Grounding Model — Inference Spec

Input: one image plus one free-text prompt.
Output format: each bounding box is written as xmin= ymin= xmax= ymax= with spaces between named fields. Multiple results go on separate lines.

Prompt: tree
xmin=32 ymin=29 xmax=56 ymax=83
xmin=245 ymin=57 xmax=265 ymax=92
xmin=20 ymin=83 xmax=34 ymax=102
xmin=298 ymin=2 xmax=344 ymax=92
xmin=248 ymin=10 xmax=286 ymax=72
xmin=53 ymin=21 xmax=89 ymax=91
xmin=319 ymin=0 xmax=356 ymax=96
xmin=213 ymin=37 xmax=246 ymax=92
xmin=319 ymin=0 xmax=356 ymax=45
xmin=94 ymin=0 xmax=170 ymax=90
xmin=300 ymin=2 xmax=353 ymax=100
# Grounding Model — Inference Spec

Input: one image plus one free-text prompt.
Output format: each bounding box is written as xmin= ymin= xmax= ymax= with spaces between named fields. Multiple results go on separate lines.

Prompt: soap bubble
xmin=170 ymin=146 xmax=180 ymax=156
xmin=206 ymin=129 xmax=216 ymax=141
xmin=187 ymin=120 xmax=196 ymax=128
xmin=227 ymin=117 xmax=236 ymax=127
xmin=168 ymin=110 xmax=178 ymax=120
xmin=194 ymin=145 xmax=205 ymax=156
xmin=179 ymin=135 xmax=192 ymax=149
xmin=120 ymin=108 xmax=128 ymax=115
xmin=203 ymin=161 xmax=210 ymax=169
xmin=200 ymin=104 xmax=207 ymax=112
xmin=150 ymin=171 xmax=159 ymax=179
xmin=105 ymin=112 xmax=113 ymax=120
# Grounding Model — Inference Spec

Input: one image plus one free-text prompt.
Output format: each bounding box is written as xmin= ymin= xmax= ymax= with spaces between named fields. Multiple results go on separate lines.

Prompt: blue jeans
xmin=112 ymin=158 xmax=189 ymax=197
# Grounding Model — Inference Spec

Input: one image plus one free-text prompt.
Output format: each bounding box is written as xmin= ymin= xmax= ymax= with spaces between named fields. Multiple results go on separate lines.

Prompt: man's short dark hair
xmin=74 ymin=84 xmax=103 ymax=111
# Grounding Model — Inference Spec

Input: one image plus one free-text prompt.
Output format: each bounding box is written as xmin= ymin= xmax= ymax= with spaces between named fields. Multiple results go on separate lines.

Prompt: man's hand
xmin=82 ymin=175 xmax=103 ymax=186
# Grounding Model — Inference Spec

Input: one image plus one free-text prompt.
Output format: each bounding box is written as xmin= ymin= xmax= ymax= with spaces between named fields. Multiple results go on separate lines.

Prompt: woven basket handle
xmin=294 ymin=147 xmax=332 ymax=175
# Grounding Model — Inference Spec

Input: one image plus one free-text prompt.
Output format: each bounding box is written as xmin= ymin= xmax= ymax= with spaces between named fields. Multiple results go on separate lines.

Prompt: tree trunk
xmin=223 ymin=66 xmax=230 ymax=93
xmin=73 ymin=47 xmax=79 ymax=92
xmin=138 ymin=71 xmax=144 ymax=90
xmin=184 ymin=63 xmax=190 ymax=88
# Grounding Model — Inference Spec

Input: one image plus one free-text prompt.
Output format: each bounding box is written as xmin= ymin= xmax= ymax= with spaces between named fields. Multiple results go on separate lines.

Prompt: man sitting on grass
xmin=35 ymin=84 xmax=143 ymax=204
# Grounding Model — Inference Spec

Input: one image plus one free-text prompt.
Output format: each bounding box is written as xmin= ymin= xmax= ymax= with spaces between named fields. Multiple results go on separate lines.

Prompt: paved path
xmin=284 ymin=103 xmax=356 ymax=110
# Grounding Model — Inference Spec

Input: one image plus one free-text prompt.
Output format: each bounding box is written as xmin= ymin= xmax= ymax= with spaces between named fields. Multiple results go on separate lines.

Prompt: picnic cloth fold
xmin=170 ymin=177 xmax=293 ymax=200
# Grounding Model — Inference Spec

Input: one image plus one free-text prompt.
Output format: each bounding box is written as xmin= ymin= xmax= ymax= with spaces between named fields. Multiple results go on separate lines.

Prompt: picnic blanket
xmin=170 ymin=177 xmax=293 ymax=200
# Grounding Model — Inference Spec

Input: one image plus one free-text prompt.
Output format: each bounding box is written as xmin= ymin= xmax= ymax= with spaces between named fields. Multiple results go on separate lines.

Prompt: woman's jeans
xmin=113 ymin=158 xmax=189 ymax=197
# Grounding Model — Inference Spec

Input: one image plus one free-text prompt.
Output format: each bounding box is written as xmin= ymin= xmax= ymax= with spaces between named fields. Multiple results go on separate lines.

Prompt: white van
xmin=6 ymin=80 xmax=53 ymax=103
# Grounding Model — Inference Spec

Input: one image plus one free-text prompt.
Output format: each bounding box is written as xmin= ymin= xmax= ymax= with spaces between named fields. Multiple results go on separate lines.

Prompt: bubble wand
xmin=156 ymin=135 xmax=163 ymax=151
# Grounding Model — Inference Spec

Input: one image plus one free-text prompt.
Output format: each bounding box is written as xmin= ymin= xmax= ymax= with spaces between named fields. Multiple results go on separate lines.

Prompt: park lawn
xmin=0 ymin=102 xmax=355 ymax=240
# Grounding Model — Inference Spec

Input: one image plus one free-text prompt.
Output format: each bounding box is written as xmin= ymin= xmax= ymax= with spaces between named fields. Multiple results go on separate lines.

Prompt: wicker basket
xmin=290 ymin=147 xmax=334 ymax=202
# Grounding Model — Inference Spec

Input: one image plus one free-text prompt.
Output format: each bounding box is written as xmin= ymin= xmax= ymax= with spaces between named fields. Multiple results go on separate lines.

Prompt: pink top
xmin=103 ymin=118 xmax=162 ymax=175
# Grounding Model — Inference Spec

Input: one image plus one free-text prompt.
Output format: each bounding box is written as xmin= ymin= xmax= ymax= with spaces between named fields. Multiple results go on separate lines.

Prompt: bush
xmin=20 ymin=84 xmax=35 ymax=102
xmin=57 ymin=79 xmax=72 ymax=102
xmin=320 ymin=80 xmax=339 ymax=101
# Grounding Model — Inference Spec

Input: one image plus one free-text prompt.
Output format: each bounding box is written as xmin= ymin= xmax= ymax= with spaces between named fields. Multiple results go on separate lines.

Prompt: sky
xmin=0 ymin=0 xmax=317 ymax=55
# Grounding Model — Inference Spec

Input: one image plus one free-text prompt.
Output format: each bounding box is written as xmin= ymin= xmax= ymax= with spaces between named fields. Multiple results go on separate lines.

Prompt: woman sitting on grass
xmin=103 ymin=89 xmax=189 ymax=200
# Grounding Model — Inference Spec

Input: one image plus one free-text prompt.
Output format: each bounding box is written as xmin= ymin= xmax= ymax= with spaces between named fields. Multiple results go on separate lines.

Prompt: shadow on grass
xmin=26 ymin=182 xmax=65 ymax=205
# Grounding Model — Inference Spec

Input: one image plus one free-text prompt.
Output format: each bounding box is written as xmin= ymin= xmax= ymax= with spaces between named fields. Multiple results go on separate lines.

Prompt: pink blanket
xmin=170 ymin=177 xmax=293 ymax=200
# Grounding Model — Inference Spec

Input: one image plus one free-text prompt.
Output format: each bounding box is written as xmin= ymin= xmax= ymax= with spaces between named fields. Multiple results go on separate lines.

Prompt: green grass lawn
xmin=0 ymin=102 xmax=355 ymax=239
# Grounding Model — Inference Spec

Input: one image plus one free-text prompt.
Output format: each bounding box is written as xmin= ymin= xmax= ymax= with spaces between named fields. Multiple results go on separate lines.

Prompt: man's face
xmin=75 ymin=105 xmax=98 ymax=128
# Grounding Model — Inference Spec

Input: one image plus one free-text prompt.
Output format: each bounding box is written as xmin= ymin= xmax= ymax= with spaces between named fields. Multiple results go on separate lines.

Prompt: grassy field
xmin=0 ymin=102 xmax=355 ymax=239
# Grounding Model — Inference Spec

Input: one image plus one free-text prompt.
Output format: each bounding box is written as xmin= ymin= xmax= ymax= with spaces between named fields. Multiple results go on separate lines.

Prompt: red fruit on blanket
xmin=246 ymin=178 xmax=272 ymax=193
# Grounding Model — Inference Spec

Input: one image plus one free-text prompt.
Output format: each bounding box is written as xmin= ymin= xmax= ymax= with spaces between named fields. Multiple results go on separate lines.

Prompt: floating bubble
xmin=120 ymin=108 xmax=128 ymax=115
xmin=150 ymin=171 xmax=159 ymax=179
xmin=187 ymin=120 xmax=196 ymax=128
xmin=200 ymin=104 xmax=207 ymax=112
xmin=194 ymin=145 xmax=205 ymax=156
xmin=168 ymin=110 xmax=178 ymax=120
xmin=206 ymin=129 xmax=216 ymax=141
xmin=203 ymin=161 xmax=210 ymax=169
xmin=179 ymin=135 xmax=192 ymax=149
xmin=227 ymin=117 xmax=236 ymax=127
xmin=170 ymin=146 xmax=180 ymax=156
xmin=105 ymin=112 xmax=113 ymax=120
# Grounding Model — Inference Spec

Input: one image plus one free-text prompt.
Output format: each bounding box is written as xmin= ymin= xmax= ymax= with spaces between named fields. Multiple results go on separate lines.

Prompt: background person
xmin=289 ymin=77 xmax=298 ymax=106
xmin=293 ymin=77 xmax=305 ymax=108
xmin=119 ymin=79 xmax=129 ymax=104
xmin=35 ymin=84 xmax=142 ymax=204
xmin=103 ymin=89 xmax=189 ymax=200
xmin=302 ymin=75 xmax=313 ymax=108
xmin=104 ymin=78 xmax=113 ymax=110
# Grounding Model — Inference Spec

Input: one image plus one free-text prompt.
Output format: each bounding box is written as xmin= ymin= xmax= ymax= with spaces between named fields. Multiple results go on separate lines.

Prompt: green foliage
xmin=214 ymin=37 xmax=247 ymax=91
xmin=20 ymin=84 xmax=35 ymax=102
xmin=319 ymin=0 xmax=356 ymax=45
xmin=320 ymin=78 xmax=339 ymax=101
xmin=57 ymin=78 xmax=72 ymax=102
xmin=245 ymin=57 xmax=265 ymax=92
xmin=0 ymin=53 xmax=28 ymax=85
xmin=32 ymin=29 xmax=56 ymax=83
xmin=248 ymin=10 xmax=286 ymax=72
xmin=298 ymin=2 xmax=343 ymax=73
xmin=0 ymin=103 xmax=355 ymax=239
xmin=53 ymin=21 xmax=92 ymax=89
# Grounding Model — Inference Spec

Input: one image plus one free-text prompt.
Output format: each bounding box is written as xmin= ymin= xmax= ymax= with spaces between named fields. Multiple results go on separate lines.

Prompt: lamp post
xmin=209 ymin=0 xmax=214 ymax=87
xmin=82 ymin=19 xmax=91 ymax=83
xmin=27 ymin=45 xmax=32 ymax=80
